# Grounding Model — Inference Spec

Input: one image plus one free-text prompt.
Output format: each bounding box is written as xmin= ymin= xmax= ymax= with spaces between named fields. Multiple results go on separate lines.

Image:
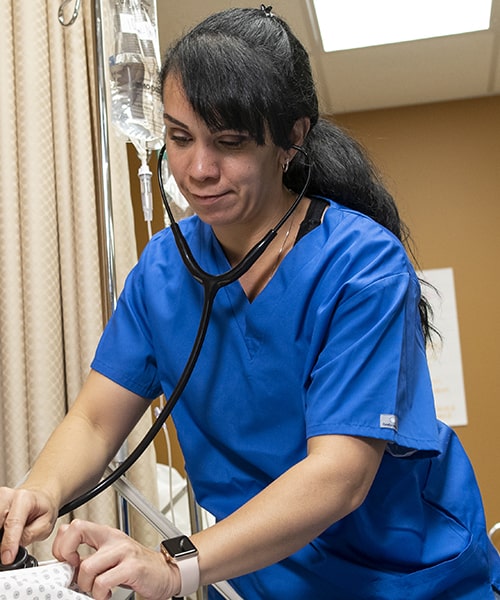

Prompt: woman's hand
xmin=0 ymin=485 xmax=59 ymax=565
xmin=52 ymin=520 xmax=181 ymax=600
xmin=0 ymin=371 xmax=150 ymax=569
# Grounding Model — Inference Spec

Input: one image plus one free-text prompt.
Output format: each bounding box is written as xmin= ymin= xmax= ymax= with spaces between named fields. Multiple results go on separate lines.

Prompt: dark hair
xmin=160 ymin=7 xmax=434 ymax=341
xmin=160 ymin=8 xmax=318 ymax=147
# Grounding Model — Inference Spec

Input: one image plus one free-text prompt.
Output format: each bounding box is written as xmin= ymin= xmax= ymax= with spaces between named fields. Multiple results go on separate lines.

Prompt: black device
xmin=0 ymin=528 xmax=38 ymax=571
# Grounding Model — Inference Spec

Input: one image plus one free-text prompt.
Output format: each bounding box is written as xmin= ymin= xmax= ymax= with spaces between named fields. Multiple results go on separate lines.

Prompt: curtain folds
xmin=0 ymin=0 xmax=159 ymax=561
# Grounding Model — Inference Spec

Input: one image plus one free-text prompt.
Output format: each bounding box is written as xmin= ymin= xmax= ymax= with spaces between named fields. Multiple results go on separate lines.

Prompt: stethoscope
xmin=57 ymin=143 xmax=311 ymax=517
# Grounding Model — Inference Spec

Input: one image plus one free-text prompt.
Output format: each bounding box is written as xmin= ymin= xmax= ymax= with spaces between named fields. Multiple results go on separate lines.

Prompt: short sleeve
xmin=306 ymin=267 xmax=439 ymax=453
xmin=91 ymin=247 xmax=162 ymax=400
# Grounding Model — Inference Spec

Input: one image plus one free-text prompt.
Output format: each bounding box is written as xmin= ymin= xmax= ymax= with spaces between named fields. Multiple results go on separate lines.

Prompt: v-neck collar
xmin=205 ymin=214 xmax=326 ymax=358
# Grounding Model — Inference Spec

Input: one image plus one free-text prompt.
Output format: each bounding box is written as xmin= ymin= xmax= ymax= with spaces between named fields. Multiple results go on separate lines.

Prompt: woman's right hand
xmin=0 ymin=485 xmax=58 ymax=566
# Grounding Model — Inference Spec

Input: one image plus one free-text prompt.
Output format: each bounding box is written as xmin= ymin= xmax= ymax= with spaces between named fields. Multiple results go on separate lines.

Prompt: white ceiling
xmin=156 ymin=0 xmax=500 ymax=114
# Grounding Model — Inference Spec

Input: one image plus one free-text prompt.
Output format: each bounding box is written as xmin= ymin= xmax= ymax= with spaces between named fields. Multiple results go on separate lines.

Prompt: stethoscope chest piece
xmin=0 ymin=530 xmax=38 ymax=571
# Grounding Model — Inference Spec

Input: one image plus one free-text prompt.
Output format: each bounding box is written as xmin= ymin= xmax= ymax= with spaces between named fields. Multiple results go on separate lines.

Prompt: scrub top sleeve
xmin=91 ymin=253 xmax=162 ymax=400
xmin=306 ymin=271 xmax=439 ymax=452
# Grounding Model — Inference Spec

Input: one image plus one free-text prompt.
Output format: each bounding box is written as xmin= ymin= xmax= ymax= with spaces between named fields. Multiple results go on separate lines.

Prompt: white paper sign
xmin=420 ymin=268 xmax=468 ymax=426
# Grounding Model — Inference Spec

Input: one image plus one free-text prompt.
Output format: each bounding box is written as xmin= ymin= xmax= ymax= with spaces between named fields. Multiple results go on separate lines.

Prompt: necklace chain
xmin=269 ymin=211 xmax=296 ymax=280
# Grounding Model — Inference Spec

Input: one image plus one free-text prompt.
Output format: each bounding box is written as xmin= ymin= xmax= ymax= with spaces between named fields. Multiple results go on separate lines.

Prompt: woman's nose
xmin=188 ymin=143 xmax=220 ymax=181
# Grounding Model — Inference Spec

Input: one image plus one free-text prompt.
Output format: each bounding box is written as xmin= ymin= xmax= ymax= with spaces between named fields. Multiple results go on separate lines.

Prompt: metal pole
xmin=92 ymin=0 xmax=117 ymax=320
xmin=91 ymin=0 xmax=129 ymax=534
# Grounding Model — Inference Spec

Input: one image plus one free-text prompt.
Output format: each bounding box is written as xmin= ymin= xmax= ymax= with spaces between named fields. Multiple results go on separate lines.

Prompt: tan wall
xmin=336 ymin=96 xmax=500 ymax=535
xmin=129 ymin=95 xmax=500 ymax=540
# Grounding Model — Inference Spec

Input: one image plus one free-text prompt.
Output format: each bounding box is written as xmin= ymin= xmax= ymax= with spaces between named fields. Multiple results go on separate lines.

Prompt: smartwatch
xmin=161 ymin=535 xmax=200 ymax=597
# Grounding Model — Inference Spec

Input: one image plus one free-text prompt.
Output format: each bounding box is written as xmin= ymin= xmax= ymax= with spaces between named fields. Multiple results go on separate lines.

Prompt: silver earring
xmin=282 ymin=159 xmax=290 ymax=173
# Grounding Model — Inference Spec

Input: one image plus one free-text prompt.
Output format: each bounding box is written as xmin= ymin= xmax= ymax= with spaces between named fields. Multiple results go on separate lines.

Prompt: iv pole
xmin=90 ymin=0 xmax=130 ymax=536
xmin=60 ymin=0 xmax=128 ymax=533
xmin=91 ymin=0 xmax=118 ymax=320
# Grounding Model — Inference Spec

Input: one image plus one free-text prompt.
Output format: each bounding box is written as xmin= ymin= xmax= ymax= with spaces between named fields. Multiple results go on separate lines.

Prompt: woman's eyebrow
xmin=163 ymin=112 xmax=188 ymax=128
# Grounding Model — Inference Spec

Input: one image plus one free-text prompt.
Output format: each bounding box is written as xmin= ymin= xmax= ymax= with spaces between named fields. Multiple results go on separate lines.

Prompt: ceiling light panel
xmin=313 ymin=0 xmax=493 ymax=52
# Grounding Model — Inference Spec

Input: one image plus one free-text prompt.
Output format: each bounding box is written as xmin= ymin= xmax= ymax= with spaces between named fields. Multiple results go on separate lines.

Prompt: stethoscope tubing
xmin=58 ymin=144 xmax=311 ymax=517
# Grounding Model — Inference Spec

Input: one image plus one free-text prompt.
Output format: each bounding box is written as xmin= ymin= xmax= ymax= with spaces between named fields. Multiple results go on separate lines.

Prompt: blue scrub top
xmin=92 ymin=199 xmax=500 ymax=598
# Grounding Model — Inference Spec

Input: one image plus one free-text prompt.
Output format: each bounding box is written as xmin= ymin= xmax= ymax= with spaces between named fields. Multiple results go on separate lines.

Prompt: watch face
xmin=162 ymin=536 xmax=198 ymax=559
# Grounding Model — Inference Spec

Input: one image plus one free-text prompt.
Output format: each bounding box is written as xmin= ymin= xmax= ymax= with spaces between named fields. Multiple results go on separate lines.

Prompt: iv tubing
xmin=138 ymin=154 xmax=154 ymax=239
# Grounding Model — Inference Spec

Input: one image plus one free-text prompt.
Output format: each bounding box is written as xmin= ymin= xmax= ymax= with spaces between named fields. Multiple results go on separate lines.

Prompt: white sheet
xmin=0 ymin=561 xmax=89 ymax=599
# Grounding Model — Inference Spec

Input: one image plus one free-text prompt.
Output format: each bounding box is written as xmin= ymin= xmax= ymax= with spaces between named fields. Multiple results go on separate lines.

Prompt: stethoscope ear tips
xmin=0 ymin=528 xmax=38 ymax=571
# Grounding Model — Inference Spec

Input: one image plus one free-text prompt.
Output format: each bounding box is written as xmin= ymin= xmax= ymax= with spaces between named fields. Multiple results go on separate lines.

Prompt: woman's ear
xmin=279 ymin=117 xmax=311 ymax=171
xmin=290 ymin=116 xmax=311 ymax=149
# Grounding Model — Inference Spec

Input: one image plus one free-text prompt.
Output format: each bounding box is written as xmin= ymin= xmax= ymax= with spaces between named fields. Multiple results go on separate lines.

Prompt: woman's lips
xmin=190 ymin=192 xmax=228 ymax=205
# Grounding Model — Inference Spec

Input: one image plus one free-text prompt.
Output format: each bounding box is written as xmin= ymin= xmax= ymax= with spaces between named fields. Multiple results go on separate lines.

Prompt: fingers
xmin=53 ymin=520 xmax=176 ymax=600
xmin=53 ymin=519 xmax=108 ymax=566
xmin=52 ymin=523 xmax=82 ymax=568
xmin=76 ymin=540 xmax=124 ymax=599
xmin=0 ymin=488 xmax=32 ymax=565
xmin=53 ymin=521 xmax=130 ymax=599
xmin=0 ymin=487 xmax=57 ymax=565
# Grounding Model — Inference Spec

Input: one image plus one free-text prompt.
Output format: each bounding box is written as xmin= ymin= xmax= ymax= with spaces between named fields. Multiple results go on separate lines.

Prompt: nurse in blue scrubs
xmin=1 ymin=6 xmax=499 ymax=599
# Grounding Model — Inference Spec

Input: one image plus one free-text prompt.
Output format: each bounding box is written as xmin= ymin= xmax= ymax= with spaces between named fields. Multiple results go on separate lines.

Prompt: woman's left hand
xmin=52 ymin=519 xmax=181 ymax=600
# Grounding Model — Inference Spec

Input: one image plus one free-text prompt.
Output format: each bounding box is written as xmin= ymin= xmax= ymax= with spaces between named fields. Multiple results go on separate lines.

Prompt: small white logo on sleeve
xmin=380 ymin=414 xmax=398 ymax=431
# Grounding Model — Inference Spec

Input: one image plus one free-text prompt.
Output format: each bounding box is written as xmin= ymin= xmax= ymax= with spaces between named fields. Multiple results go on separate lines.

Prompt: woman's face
xmin=162 ymin=75 xmax=287 ymax=233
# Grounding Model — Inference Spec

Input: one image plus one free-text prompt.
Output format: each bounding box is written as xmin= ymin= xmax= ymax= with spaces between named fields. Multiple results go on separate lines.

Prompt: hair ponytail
xmin=285 ymin=118 xmax=436 ymax=342
xmin=285 ymin=118 xmax=405 ymax=241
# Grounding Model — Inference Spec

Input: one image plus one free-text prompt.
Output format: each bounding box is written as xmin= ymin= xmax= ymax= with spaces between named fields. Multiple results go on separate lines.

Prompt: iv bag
xmin=108 ymin=0 xmax=163 ymax=153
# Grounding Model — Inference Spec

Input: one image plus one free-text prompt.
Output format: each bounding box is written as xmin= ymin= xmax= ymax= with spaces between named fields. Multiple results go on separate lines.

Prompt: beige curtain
xmin=0 ymin=0 xmax=159 ymax=561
